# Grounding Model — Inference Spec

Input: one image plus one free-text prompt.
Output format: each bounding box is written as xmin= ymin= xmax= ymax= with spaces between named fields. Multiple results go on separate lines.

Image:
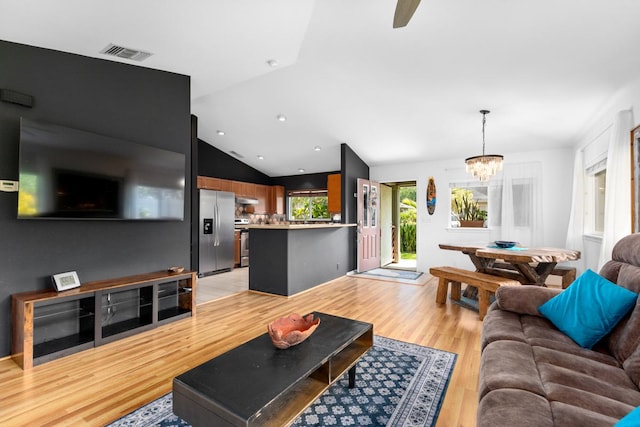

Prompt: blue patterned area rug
xmin=107 ymin=336 xmax=457 ymax=427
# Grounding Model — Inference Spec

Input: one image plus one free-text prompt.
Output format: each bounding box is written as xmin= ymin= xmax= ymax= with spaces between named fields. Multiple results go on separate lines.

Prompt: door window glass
xmin=363 ymin=184 xmax=369 ymax=227
xmin=370 ymin=185 xmax=378 ymax=227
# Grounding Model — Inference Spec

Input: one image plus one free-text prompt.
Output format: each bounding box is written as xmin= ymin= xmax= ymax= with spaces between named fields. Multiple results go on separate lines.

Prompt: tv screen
xmin=17 ymin=118 xmax=186 ymax=220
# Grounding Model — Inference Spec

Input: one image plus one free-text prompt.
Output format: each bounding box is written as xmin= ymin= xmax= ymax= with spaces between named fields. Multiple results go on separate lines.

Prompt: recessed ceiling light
xmin=298 ymin=168 xmax=305 ymax=173
xmin=276 ymin=114 xmax=287 ymax=122
xmin=257 ymin=155 xmax=264 ymax=160
xmin=266 ymin=59 xmax=279 ymax=68
xmin=216 ymin=130 xmax=225 ymax=136
xmin=314 ymin=146 xmax=321 ymax=151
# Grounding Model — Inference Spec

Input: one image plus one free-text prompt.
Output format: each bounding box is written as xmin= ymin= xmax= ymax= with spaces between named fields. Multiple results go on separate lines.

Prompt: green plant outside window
xmin=450 ymin=187 xmax=488 ymax=226
xmin=288 ymin=192 xmax=330 ymax=220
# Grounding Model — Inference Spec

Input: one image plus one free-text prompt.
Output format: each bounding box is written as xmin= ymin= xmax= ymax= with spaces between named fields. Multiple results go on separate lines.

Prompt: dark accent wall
xmin=271 ymin=172 xmax=339 ymax=194
xmin=340 ymin=143 xmax=369 ymax=270
xmin=190 ymin=116 xmax=200 ymax=272
xmin=0 ymin=40 xmax=191 ymax=357
xmin=198 ymin=140 xmax=270 ymax=184
xmin=341 ymin=143 xmax=369 ymax=223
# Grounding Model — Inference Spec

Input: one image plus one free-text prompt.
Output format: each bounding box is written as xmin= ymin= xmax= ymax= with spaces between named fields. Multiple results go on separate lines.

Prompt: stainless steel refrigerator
xmin=198 ymin=190 xmax=235 ymax=276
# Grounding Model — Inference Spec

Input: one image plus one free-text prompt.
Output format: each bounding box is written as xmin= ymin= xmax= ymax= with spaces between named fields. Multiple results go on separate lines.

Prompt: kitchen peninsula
xmin=244 ymin=223 xmax=356 ymax=296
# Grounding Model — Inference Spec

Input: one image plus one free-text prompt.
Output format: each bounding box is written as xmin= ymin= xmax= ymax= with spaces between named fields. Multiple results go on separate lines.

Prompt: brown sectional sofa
xmin=478 ymin=233 xmax=640 ymax=426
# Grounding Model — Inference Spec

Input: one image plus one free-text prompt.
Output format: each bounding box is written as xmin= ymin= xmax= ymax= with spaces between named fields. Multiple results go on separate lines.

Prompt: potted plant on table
xmin=454 ymin=195 xmax=487 ymax=228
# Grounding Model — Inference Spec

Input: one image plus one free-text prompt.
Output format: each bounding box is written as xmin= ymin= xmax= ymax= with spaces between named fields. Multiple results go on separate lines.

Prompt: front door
xmin=357 ymin=178 xmax=381 ymax=272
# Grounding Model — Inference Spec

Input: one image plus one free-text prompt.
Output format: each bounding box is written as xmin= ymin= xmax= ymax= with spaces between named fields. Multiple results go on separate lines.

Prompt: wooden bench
xmin=429 ymin=266 xmax=520 ymax=320
xmin=551 ymin=266 xmax=577 ymax=289
xmin=492 ymin=261 xmax=576 ymax=289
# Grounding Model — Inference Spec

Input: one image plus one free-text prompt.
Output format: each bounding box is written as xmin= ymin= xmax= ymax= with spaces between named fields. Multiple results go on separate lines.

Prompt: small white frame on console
xmin=51 ymin=271 xmax=81 ymax=292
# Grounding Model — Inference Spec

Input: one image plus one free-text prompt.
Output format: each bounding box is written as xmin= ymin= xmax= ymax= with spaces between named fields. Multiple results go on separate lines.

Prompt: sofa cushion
xmin=623 ymin=344 xmax=640 ymax=388
xmin=607 ymin=264 xmax=640 ymax=363
xmin=543 ymin=382 xmax=636 ymax=420
xmin=528 ymin=338 xmax=619 ymax=367
xmin=610 ymin=233 xmax=640 ymax=268
xmin=609 ymin=297 xmax=640 ymax=364
xmin=480 ymin=308 xmax=527 ymax=350
xmin=550 ymin=401 xmax=622 ymax=427
xmin=537 ymin=362 xmax=640 ymax=408
xmin=479 ymin=340 xmax=546 ymax=400
xmin=532 ymin=346 xmax=624 ymax=384
xmin=538 ymin=269 xmax=638 ymax=349
xmin=602 ymin=236 xmax=640 ymax=363
xmin=477 ymin=389 xmax=554 ymax=427
xmin=522 ymin=315 xmax=576 ymax=345
xmin=495 ymin=285 xmax=561 ymax=316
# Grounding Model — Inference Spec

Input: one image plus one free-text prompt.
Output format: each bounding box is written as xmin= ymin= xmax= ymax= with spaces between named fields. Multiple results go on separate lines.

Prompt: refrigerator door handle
xmin=213 ymin=204 xmax=217 ymax=246
xmin=215 ymin=203 xmax=220 ymax=246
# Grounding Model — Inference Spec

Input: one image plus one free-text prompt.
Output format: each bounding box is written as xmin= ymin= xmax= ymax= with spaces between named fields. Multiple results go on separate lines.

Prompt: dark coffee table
xmin=173 ymin=312 xmax=373 ymax=426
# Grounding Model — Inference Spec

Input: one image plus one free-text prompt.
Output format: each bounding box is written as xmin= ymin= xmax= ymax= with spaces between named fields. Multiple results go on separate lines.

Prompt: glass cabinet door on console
xmin=33 ymin=295 xmax=95 ymax=365
xmin=97 ymin=285 xmax=154 ymax=344
xmin=157 ymin=278 xmax=193 ymax=323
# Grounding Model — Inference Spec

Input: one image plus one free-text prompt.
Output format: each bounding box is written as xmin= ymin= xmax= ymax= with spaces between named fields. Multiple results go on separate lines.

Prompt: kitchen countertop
xmin=235 ymin=223 xmax=356 ymax=230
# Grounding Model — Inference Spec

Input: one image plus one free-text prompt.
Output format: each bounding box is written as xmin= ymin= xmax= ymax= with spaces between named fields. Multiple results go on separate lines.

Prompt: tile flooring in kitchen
xmin=196 ymin=267 xmax=249 ymax=304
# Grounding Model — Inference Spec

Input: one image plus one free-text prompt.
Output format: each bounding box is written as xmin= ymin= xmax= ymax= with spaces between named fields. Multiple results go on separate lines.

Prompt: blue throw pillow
xmin=538 ymin=269 xmax=637 ymax=349
xmin=616 ymin=406 xmax=640 ymax=426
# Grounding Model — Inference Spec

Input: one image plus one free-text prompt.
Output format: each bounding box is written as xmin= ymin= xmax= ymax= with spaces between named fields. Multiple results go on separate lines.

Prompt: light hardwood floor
xmin=0 ymin=274 xmax=483 ymax=426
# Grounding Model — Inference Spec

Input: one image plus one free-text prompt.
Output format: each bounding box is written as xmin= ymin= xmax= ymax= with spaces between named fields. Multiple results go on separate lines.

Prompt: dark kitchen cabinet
xmin=327 ymin=174 xmax=341 ymax=214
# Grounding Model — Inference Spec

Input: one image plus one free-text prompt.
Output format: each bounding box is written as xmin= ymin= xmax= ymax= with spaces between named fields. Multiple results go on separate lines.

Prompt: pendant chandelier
xmin=465 ymin=110 xmax=503 ymax=181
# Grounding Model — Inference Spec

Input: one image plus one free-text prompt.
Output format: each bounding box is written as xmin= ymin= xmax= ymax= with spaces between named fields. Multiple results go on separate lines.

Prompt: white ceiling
xmin=3 ymin=0 xmax=640 ymax=177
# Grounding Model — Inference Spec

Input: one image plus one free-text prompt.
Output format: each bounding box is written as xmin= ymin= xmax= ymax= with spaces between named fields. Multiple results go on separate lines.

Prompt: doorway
xmin=380 ymin=181 xmax=417 ymax=271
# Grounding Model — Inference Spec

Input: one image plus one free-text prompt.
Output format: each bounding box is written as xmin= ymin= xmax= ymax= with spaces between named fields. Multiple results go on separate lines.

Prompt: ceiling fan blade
xmin=393 ymin=0 xmax=421 ymax=28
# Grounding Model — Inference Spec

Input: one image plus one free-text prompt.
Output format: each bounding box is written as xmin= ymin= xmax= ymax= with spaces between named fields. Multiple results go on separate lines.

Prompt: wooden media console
xmin=11 ymin=270 xmax=196 ymax=369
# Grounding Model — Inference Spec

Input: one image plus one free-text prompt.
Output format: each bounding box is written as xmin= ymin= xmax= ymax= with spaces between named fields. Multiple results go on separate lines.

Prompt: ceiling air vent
xmin=229 ymin=151 xmax=244 ymax=159
xmin=100 ymin=43 xmax=152 ymax=62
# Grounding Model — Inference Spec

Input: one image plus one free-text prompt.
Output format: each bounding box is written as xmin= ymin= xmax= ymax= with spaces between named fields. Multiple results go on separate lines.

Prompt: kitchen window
xmin=288 ymin=190 xmax=330 ymax=221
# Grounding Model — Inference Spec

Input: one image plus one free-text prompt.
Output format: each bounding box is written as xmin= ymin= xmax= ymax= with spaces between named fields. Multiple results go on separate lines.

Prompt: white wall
xmin=572 ymin=76 xmax=640 ymax=271
xmin=370 ymin=77 xmax=640 ymax=275
xmin=370 ymin=148 xmax=573 ymax=273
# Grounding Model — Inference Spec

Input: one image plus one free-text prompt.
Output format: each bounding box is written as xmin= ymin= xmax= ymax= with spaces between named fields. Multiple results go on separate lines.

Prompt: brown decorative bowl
xmin=168 ymin=266 xmax=184 ymax=274
xmin=268 ymin=313 xmax=320 ymax=349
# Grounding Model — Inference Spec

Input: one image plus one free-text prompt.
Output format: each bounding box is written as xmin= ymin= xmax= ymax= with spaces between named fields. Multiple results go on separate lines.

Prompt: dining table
xmin=438 ymin=242 xmax=581 ymax=287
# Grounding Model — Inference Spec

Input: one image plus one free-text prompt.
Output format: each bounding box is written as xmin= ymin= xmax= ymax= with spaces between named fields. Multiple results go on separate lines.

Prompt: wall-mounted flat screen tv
xmin=17 ymin=118 xmax=186 ymax=220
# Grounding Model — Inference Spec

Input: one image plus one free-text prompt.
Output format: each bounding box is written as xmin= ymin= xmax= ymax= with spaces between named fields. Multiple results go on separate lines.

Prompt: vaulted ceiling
xmin=3 ymin=0 xmax=640 ymax=176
